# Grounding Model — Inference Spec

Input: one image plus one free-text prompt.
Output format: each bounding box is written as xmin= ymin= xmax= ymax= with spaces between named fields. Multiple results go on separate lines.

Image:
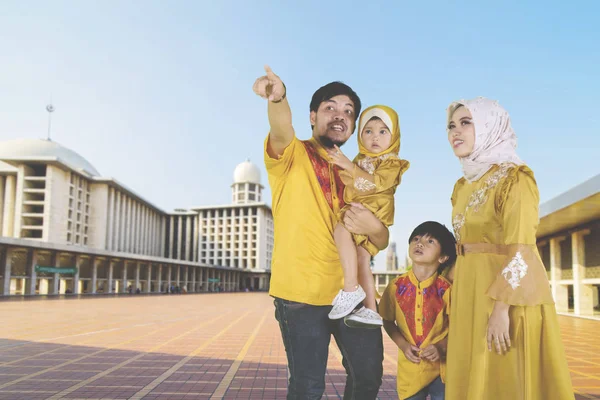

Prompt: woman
xmin=445 ymin=97 xmax=574 ymax=400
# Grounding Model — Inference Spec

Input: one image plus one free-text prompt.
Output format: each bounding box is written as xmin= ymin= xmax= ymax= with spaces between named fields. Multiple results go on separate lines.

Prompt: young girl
xmin=327 ymin=105 xmax=409 ymax=327
xmin=444 ymin=97 xmax=574 ymax=399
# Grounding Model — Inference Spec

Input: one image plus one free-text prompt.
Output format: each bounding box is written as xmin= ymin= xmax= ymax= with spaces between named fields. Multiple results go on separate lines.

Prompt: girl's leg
xmin=343 ymin=246 xmax=383 ymax=328
xmin=329 ymin=223 xmax=366 ymax=320
xmin=357 ymin=246 xmax=377 ymax=311
xmin=334 ymin=223 xmax=358 ymax=291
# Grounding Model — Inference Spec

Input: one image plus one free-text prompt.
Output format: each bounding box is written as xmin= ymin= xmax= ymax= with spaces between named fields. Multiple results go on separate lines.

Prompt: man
xmin=253 ymin=65 xmax=387 ymax=399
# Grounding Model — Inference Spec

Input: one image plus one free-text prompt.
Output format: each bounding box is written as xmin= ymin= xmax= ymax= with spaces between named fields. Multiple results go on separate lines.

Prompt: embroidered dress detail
xmin=501 ymin=252 xmax=528 ymax=289
xmin=357 ymin=157 xmax=376 ymax=175
xmin=357 ymin=153 xmax=398 ymax=175
xmin=452 ymin=213 xmax=465 ymax=242
xmin=354 ymin=176 xmax=376 ymax=192
xmin=452 ymin=163 xmax=512 ymax=240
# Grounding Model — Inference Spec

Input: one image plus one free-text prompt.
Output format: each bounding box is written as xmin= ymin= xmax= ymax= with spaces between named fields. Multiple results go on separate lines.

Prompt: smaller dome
xmin=233 ymin=158 xmax=261 ymax=184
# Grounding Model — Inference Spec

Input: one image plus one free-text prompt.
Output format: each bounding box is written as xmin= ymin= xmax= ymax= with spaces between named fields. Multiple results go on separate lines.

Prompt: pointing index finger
xmin=264 ymin=65 xmax=277 ymax=79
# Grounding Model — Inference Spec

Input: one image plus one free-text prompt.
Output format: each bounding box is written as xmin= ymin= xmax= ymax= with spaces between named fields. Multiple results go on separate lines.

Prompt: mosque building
xmin=0 ymin=138 xmax=271 ymax=295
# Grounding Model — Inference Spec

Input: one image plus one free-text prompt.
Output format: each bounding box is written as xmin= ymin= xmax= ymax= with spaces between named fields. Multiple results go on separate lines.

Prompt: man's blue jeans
xmin=274 ymin=297 xmax=384 ymax=399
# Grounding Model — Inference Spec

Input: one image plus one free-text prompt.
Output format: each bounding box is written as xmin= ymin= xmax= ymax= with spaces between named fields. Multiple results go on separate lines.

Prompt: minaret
xmin=232 ymin=158 xmax=263 ymax=204
xmin=386 ymin=236 xmax=399 ymax=271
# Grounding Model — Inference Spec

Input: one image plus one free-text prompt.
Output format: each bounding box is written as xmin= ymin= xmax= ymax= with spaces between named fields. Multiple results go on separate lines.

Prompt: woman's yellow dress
xmin=446 ymin=163 xmax=574 ymax=400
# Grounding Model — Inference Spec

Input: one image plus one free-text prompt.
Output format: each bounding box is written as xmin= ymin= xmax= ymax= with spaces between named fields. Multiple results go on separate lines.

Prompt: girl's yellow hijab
xmin=357 ymin=105 xmax=401 ymax=158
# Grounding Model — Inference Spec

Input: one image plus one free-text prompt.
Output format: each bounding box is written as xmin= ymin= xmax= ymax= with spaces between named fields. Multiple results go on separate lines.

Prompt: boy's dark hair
xmin=309 ymin=81 xmax=361 ymax=129
xmin=408 ymin=221 xmax=457 ymax=270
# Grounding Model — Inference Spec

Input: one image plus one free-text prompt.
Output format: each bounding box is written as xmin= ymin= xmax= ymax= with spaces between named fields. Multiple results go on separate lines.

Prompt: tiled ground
xmin=0 ymin=293 xmax=598 ymax=399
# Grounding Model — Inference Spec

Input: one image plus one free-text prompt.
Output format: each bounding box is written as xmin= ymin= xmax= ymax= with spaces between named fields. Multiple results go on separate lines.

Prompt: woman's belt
xmin=455 ymin=243 xmax=510 ymax=257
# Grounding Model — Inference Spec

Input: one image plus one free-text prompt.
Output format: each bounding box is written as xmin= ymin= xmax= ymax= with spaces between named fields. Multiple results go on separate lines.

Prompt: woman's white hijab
xmin=447 ymin=97 xmax=524 ymax=182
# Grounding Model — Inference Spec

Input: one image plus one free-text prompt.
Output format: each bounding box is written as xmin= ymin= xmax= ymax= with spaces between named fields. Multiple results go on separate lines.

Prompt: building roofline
xmin=190 ymin=203 xmax=272 ymax=211
xmin=91 ymin=177 xmax=167 ymax=214
xmin=538 ymin=173 xmax=600 ymax=238
xmin=540 ymin=173 xmax=600 ymax=218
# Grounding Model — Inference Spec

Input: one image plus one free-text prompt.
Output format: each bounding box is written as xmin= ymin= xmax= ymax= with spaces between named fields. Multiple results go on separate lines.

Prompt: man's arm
xmin=253 ymin=65 xmax=294 ymax=158
xmin=342 ymin=203 xmax=389 ymax=250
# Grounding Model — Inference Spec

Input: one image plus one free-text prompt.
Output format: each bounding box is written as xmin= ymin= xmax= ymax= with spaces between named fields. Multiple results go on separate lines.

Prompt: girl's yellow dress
xmin=446 ymin=163 xmax=574 ymax=400
xmin=337 ymin=105 xmax=409 ymax=256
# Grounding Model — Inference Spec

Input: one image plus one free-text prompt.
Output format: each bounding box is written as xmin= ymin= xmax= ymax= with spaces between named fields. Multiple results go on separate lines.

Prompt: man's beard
xmin=316 ymin=124 xmax=351 ymax=148
xmin=317 ymin=135 xmax=347 ymax=149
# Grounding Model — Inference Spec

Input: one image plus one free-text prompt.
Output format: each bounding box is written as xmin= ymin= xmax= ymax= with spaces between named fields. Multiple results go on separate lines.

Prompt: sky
xmin=1 ymin=1 xmax=599 ymax=270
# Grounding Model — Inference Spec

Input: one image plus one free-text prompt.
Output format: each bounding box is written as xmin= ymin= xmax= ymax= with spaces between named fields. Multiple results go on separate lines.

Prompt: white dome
xmin=233 ymin=159 xmax=261 ymax=184
xmin=0 ymin=138 xmax=100 ymax=176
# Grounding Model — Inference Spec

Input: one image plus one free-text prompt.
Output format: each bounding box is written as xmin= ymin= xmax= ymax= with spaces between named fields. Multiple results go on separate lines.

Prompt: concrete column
xmin=0 ymin=176 xmax=4 ymax=234
xmin=157 ymin=264 xmax=163 ymax=293
xmin=167 ymin=265 xmax=172 ymax=291
xmin=26 ymin=249 xmax=38 ymax=295
xmin=193 ymin=215 xmax=199 ymax=262
xmin=1 ymin=248 xmax=13 ymax=295
xmin=107 ymin=260 xmax=115 ymax=294
xmin=176 ymin=265 xmax=181 ymax=286
xmin=184 ymin=266 xmax=188 ymax=291
xmin=153 ymin=214 xmax=159 ymax=256
xmin=145 ymin=209 xmax=152 ymax=255
xmin=191 ymin=267 xmax=196 ymax=293
xmin=91 ymin=258 xmax=98 ymax=294
xmin=52 ymin=253 xmax=60 ymax=295
xmin=169 ymin=216 xmax=174 ymax=259
xmin=107 ymin=188 xmax=115 ymax=251
xmin=146 ymin=209 xmax=151 ymax=255
xmin=549 ymin=237 xmax=568 ymax=312
xmin=73 ymin=255 xmax=82 ymax=295
xmin=148 ymin=213 xmax=154 ymax=256
xmin=114 ymin=191 xmax=121 ymax=251
xmin=125 ymin=198 xmax=131 ymax=252
xmin=572 ymin=230 xmax=593 ymax=315
xmin=147 ymin=264 xmax=152 ymax=293
xmin=141 ymin=207 xmax=146 ymax=255
xmin=177 ymin=216 xmax=183 ymax=260
xmin=138 ymin=205 xmax=143 ymax=254
xmin=133 ymin=202 xmax=139 ymax=253
xmin=186 ymin=216 xmax=192 ymax=261
xmin=2 ymin=176 xmax=16 ymax=237
xmin=120 ymin=196 xmax=127 ymax=252
xmin=135 ymin=262 xmax=141 ymax=292
xmin=122 ymin=262 xmax=128 ymax=293
xmin=160 ymin=216 xmax=166 ymax=258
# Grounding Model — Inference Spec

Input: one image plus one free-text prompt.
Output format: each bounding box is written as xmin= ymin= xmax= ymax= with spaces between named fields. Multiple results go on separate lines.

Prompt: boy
xmin=379 ymin=221 xmax=457 ymax=400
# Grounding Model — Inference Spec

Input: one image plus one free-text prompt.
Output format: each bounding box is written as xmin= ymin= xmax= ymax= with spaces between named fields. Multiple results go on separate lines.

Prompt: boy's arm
xmin=383 ymin=320 xmax=408 ymax=350
xmin=253 ymin=65 xmax=294 ymax=158
xmin=383 ymin=320 xmax=421 ymax=364
xmin=435 ymin=337 xmax=448 ymax=358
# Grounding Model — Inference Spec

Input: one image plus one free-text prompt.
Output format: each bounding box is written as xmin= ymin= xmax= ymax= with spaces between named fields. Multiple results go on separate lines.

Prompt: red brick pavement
xmin=0 ymin=293 xmax=597 ymax=399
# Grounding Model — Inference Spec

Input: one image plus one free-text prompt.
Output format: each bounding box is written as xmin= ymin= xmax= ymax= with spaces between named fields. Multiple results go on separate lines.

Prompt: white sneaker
xmin=328 ymin=286 xmax=366 ymax=319
xmin=344 ymin=307 xmax=383 ymax=329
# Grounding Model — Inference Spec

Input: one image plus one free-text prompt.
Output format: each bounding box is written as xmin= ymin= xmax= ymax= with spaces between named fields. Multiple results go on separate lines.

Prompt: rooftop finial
xmin=46 ymin=102 xmax=55 ymax=141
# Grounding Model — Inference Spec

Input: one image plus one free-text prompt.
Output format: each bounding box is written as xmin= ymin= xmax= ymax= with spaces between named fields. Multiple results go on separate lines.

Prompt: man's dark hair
xmin=309 ymin=81 xmax=361 ymax=129
xmin=408 ymin=221 xmax=457 ymax=270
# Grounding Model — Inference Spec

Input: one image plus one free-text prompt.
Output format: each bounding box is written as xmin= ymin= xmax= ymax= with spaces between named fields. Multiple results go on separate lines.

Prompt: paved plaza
xmin=0 ymin=293 xmax=598 ymax=399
